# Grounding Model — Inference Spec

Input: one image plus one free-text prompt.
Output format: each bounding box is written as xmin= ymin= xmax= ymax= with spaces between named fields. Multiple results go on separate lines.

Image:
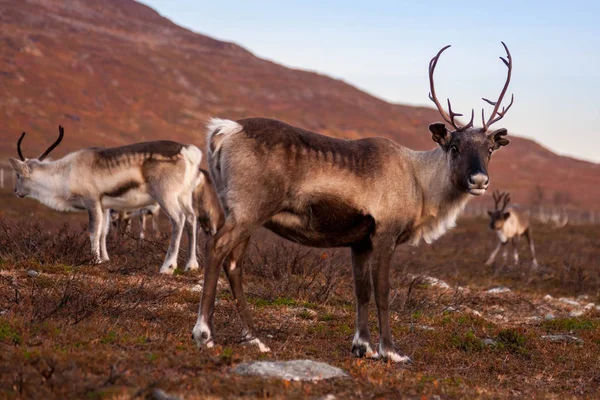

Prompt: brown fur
xmin=193 ymin=116 xmax=510 ymax=362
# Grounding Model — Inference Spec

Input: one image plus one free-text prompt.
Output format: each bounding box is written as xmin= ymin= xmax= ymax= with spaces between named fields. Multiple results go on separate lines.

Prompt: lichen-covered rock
xmin=233 ymin=360 xmax=347 ymax=381
xmin=541 ymin=335 xmax=583 ymax=344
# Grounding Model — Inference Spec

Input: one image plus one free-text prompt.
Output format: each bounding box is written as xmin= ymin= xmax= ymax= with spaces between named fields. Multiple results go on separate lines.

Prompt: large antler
xmin=481 ymin=42 xmax=514 ymax=131
xmin=428 ymin=45 xmax=474 ymax=132
xmin=17 ymin=132 xmax=26 ymax=161
xmin=38 ymin=125 xmax=64 ymax=161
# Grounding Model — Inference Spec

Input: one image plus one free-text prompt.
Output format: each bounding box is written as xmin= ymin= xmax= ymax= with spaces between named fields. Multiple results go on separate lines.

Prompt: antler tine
xmin=428 ymin=45 xmax=473 ymax=132
xmin=492 ymin=189 xmax=501 ymax=209
xmin=38 ymin=125 xmax=65 ymax=161
xmin=482 ymin=41 xmax=514 ymax=131
xmin=428 ymin=45 xmax=454 ymax=127
xmin=500 ymin=192 xmax=511 ymax=212
xmin=17 ymin=132 xmax=26 ymax=161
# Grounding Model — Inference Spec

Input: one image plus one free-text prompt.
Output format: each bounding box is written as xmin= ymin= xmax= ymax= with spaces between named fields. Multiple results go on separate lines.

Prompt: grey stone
xmin=482 ymin=338 xmax=497 ymax=346
xmin=544 ymin=313 xmax=555 ymax=321
xmin=233 ymin=360 xmax=347 ymax=381
xmin=486 ymin=287 xmax=511 ymax=294
xmin=148 ymin=389 xmax=181 ymax=400
xmin=27 ymin=270 xmax=39 ymax=278
xmin=541 ymin=334 xmax=583 ymax=344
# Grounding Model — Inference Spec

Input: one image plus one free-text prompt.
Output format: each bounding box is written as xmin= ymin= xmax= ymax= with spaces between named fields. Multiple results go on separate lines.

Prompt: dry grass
xmin=1 ymin=191 xmax=599 ymax=399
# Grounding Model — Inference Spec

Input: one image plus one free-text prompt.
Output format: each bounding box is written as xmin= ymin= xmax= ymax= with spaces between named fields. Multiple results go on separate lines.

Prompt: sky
xmin=139 ymin=0 xmax=600 ymax=163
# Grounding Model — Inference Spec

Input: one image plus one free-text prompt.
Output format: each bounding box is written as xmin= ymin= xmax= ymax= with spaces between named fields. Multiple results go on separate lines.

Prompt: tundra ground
xmin=0 ymin=190 xmax=599 ymax=399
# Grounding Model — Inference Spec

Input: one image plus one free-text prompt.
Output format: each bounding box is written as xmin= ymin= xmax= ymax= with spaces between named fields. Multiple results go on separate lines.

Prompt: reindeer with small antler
xmin=485 ymin=190 xmax=539 ymax=269
xmin=9 ymin=126 xmax=203 ymax=273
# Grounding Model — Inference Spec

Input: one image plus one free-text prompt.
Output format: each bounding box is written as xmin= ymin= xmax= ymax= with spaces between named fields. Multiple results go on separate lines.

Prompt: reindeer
xmin=486 ymin=190 xmax=538 ymax=269
xmin=110 ymin=204 xmax=161 ymax=239
xmin=191 ymin=42 xmax=514 ymax=362
xmin=9 ymin=126 xmax=202 ymax=273
xmin=110 ymin=169 xmax=225 ymax=240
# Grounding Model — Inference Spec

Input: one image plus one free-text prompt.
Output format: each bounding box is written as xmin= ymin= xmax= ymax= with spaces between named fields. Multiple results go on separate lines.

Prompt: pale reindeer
xmin=486 ymin=190 xmax=539 ymax=268
xmin=110 ymin=169 xmax=225 ymax=240
xmin=9 ymin=126 xmax=202 ymax=273
xmin=192 ymin=42 xmax=514 ymax=362
xmin=110 ymin=204 xmax=161 ymax=240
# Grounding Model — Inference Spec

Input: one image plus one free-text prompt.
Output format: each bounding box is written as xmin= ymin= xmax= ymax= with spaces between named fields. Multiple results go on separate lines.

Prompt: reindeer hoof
xmin=159 ymin=265 xmax=176 ymax=275
xmin=192 ymin=321 xmax=214 ymax=348
xmin=241 ymin=334 xmax=271 ymax=353
xmin=351 ymin=333 xmax=378 ymax=359
xmin=378 ymin=342 xmax=412 ymax=364
xmin=185 ymin=261 xmax=200 ymax=272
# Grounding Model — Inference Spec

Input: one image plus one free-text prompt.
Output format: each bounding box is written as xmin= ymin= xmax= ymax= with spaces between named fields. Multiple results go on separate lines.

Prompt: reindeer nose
xmin=468 ymin=173 xmax=489 ymax=187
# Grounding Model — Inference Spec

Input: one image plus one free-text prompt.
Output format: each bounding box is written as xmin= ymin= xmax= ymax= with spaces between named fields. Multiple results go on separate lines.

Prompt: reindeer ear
xmin=428 ymin=123 xmax=452 ymax=148
xmin=9 ymin=158 xmax=30 ymax=177
xmin=503 ymin=212 xmax=511 ymax=219
xmin=490 ymin=128 xmax=510 ymax=150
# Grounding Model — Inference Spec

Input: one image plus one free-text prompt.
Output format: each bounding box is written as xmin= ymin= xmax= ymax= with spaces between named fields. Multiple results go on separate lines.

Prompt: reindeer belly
xmin=264 ymin=197 xmax=375 ymax=248
xmin=101 ymin=185 xmax=155 ymax=211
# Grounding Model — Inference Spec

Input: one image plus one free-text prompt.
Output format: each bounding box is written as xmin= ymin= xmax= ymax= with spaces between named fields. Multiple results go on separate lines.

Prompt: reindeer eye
xmin=450 ymin=145 xmax=459 ymax=153
xmin=488 ymin=147 xmax=494 ymax=154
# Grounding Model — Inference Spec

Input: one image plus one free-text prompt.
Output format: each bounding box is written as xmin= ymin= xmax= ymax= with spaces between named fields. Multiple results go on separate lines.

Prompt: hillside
xmin=0 ymin=0 xmax=598 ymax=208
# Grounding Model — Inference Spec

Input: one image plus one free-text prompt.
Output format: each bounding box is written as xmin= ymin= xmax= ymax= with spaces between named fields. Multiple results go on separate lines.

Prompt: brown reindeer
xmin=192 ymin=42 xmax=514 ymax=362
xmin=486 ymin=190 xmax=538 ymax=268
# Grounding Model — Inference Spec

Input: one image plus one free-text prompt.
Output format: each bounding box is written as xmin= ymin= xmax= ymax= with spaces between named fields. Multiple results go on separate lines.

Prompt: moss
xmin=541 ymin=318 xmax=596 ymax=332
xmin=0 ymin=320 xmax=22 ymax=345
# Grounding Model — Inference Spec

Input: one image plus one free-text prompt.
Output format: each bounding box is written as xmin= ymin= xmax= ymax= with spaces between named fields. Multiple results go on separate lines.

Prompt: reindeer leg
xmin=99 ymin=209 xmax=111 ymax=262
xmin=511 ymin=238 xmax=519 ymax=266
xmin=350 ymin=242 xmax=376 ymax=359
xmin=181 ymin=194 xmax=199 ymax=272
xmin=152 ymin=213 xmax=159 ymax=238
xmin=524 ymin=228 xmax=539 ymax=269
xmin=87 ymin=203 xmax=104 ymax=264
xmin=139 ymin=213 xmax=146 ymax=240
xmin=486 ymin=242 xmax=502 ymax=266
xmin=223 ymin=238 xmax=269 ymax=352
xmin=193 ymin=219 xmax=254 ymax=348
xmin=156 ymin=195 xmax=185 ymax=274
xmin=371 ymin=238 xmax=410 ymax=363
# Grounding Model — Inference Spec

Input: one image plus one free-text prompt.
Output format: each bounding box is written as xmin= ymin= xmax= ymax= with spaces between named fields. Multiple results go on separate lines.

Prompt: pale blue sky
xmin=140 ymin=0 xmax=600 ymax=163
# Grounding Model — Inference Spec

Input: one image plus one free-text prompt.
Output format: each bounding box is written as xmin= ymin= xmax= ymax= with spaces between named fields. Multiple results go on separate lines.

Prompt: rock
xmin=558 ymin=298 xmax=580 ymax=307
xmin=423 ymin=276 xmax=450 ymax=289
xmin=27 ymin=270 xmax=39 ymax=278
xmin=148 ymin=389 xmax=181 ymax=400
xmin=541 ymin=334 xmax=583 ymax=344
xmin=410 ymin=324 xmax=435 ymax=331
xmin=233 ymin=360 xmax=347 ymax=382
xmin=487 ymin=287 xmax=511 ymax=294
xmin=584 ymin=303 xmax=596 ymax=310
xmin=290 ymin=307 xmax=317 ymax=318
xmin=544 ymin=313 xmax=555 ymax=321
xmin=482 ymin=338 xmax=497 ymax=346
xmin=543 ymin=294 xmax=553 ymax=301
xmin=568 ymin=309 xmax=584 ymax=317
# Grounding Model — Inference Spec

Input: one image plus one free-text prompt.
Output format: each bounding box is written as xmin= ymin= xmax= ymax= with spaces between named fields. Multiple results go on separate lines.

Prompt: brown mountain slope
xmin=0 ymin=0 xmax=598 ymax=208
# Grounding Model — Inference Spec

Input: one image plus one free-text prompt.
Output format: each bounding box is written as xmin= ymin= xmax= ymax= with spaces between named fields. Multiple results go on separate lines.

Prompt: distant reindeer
xmin=486 ymin=190 xmax=539 ymax=268
xmin=192 ymin=42 xmax=514 ymax=362
xmin=110 ymin=204 xmax=161 ymax=240
xmin=9 ymin=126 xmax=202 ymax=273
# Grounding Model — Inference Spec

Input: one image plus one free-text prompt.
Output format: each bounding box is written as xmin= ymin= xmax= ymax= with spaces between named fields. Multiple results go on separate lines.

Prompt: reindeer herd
xmin=5 ymin=42 xmax=550 ymax=363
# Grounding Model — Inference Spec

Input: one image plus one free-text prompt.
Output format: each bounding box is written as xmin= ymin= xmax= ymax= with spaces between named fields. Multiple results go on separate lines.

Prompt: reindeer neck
xmin=406 ymin=147 xmax=471 ymax=245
